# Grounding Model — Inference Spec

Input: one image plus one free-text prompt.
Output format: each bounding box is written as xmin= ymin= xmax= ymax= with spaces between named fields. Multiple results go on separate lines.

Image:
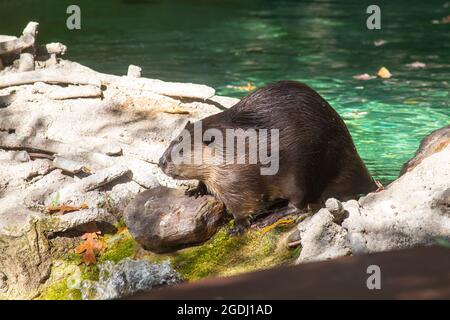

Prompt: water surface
xmin=1 ymin=0 xmax=449 ymax=181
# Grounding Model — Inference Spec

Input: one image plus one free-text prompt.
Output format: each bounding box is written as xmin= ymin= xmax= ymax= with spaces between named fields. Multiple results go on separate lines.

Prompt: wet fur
xmin=161 ymin=81 xmax=376 ymax=226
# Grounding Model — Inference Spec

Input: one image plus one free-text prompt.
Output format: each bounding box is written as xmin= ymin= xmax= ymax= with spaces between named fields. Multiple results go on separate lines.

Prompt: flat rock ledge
xmin=296 ymin=144 xmax=450 ymax=263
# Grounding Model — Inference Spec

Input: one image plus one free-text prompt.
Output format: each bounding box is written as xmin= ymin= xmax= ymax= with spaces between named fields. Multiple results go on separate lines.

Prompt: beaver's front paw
xmin=228 ymin=218 xmax=250 ymax=237
xmin=185 ymin=182 xmax=208 ymax=198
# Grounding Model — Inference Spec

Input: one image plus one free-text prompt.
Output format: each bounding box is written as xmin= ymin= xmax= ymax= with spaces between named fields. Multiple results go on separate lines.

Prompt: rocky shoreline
xmin=0 ymin=22 xmax=449 ymax=300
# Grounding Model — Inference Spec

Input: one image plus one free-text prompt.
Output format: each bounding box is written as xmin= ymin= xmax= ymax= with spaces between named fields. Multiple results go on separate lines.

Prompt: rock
xmin=296 ymin=138 xmax=450 ymax=264
xmin=127 ymin=65 xmax=142 ymax=78
xmin=400 ymin=125 xmax=450 ymax=176
xmin=325 ymin=198 xmax=344 ymax=223
xmin=296 ymin=208 xmax=351 ymax=263
xmin=0 ymin=211 xmax=52 ymax=299
xmin=79 ymin=258 xmax=181 ymax=300
xmin=287 ymin=229 xmax=301 ymax=248
xmin=124 ymin=186 xmax=225 ymax=253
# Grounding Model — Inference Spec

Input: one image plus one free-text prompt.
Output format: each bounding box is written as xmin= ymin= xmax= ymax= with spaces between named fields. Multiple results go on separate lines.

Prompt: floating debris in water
xmin=432 ymin=15 xmax=450 ymax=24
xmin=226 ymin=83 xmax=257 ymax=91
xmin=377 ymin=67 xmax=392 ymax=79
xmin=406 ymin=61 xmax=426 ymax=69
xmin=79 ymin=259 xmax=181 ymax=300
xmin=373 ymin=39 xmax=387 ymax=46
xmin=343 ymin=111 xmax=369 ymax=119
xmin=353 ymin=73 xmax=375 ymax=81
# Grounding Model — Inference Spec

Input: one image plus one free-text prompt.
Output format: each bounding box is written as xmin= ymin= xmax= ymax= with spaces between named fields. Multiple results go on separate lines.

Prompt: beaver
xmin=159 ymin=80 xmax=377 ymax=233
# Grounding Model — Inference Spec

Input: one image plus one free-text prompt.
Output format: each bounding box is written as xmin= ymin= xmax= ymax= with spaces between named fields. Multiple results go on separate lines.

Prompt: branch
xmin=0 ymin=69 xmax=102 ymax=88
xmin=49 ymin=85 xmax=102 ymax=100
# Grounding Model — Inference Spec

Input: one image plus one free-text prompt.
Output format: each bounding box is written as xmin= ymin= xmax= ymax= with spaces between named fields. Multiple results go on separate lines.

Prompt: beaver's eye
xmin=178 ymin=136 xmax=183 ymax=143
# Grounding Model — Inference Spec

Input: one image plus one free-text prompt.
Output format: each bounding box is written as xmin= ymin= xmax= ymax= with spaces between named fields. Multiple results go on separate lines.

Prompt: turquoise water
xmin=1 ymin=0 xmax=449 ymax=182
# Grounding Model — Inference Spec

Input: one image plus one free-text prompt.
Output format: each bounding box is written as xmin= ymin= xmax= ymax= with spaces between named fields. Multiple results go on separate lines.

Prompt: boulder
xmin=296 ymin=139 xmax=450 ymax=264
xmin=79 ymin=259 xmax=181 ymax=300
xmin=400 ymin=125 xmax=450 ymax=176
xmin=124 ymin=186 xmax=225 ymax=253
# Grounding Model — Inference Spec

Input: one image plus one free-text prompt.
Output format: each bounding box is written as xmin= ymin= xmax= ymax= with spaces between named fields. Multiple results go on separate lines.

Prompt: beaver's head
xmin=159 ymin=120 xmax=217 ymax=180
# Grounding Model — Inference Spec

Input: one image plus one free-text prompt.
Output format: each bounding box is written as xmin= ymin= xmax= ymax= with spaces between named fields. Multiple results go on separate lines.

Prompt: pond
xmin=1 ymin=0 xmax=449 ymax=182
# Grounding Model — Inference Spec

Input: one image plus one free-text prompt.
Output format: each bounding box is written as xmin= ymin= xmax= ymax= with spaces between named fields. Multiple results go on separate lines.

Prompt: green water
xmin=1 ymin=0 xmax=449 ymax=182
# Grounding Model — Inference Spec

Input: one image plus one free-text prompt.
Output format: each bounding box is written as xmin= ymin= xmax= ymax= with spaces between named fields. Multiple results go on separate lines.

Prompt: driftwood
xmin=0 ymin=92 xmax=16 ymax=108
xmin=53 ymin=155 xmax=87 ymax=174
xmin=0 ymin=132 xmax=84 ymax=155
xmin=18 ymin=53 xmax=35 ymax=72
xmin=49 ymin=85 xmax=102 ymax=100
xmin=56 ymin=164 xmax=131 ymax=202
xmin=0 ymin=69 xmax=102 ymax=89
xmin=0 ymin=34 xmax=34 ymax=55
xmin=19 ymin=23 xmax=37 ymax=71
xmin=100 ymin=73 xmax=215 ymax=99
xmin=43 ymin=208 xmax=117 ymax=233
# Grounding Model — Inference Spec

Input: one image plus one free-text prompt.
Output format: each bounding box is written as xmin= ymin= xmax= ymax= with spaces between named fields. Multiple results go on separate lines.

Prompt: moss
xmin=37 ymin=278 xmax=82 ymax=300
xmin=142 ymin=221 xmax=300 ymax=281
xmin=37 ymin=215 xmax=300 ymax=299
xmin=98 ymin=231 xmax=138 ymax=263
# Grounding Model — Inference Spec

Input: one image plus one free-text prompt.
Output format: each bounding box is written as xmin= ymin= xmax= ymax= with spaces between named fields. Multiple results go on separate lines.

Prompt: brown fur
xmin=159 ymin=81 xmax=376 ymax=228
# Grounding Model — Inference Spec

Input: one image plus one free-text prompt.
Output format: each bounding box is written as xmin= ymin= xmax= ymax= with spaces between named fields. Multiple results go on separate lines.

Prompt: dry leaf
xmin=75 ymin=232 xmax=106 ymax=265
xmin=46 ymin=202 xmax=88 ymax=215
xmin=377 ymin=67 xmax=392 ymax=79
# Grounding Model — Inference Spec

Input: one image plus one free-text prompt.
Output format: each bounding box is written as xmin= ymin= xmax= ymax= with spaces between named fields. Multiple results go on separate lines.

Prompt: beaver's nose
xmin=158 ymin=156 xmax=168 ymax=170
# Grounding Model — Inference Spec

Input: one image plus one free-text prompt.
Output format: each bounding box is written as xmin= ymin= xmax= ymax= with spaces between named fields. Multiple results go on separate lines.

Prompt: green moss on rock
xmin=143 ymin=221 xmax=300 ymax=281
xmin=37 ymin=278 xmax=82 ymax=300
xmin=99 ymin=232 xmax=138 ymax=263
xmin=36 ymin=217 xmax=299 ymax=299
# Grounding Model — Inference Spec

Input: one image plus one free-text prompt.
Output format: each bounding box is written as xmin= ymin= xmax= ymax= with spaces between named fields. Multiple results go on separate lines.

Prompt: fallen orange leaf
xmin=75 ymin=232 xmax=106 ymax=265
xmin=377 ymin=67 xmax=392 ymax=79
xmin=46 ymin=202 xmax=88 ymax=215
xmin=227 ymin=83 xmax=257 ymax=92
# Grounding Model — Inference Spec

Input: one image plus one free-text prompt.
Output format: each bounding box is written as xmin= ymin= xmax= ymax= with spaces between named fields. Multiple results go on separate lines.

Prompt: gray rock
xmin=296 ymin=208 xmax=351 ymax=263
xmin=124 ymin=186 xmax=225 ymax=253
xmin=296 ymin=142 xmax=450 ymax=264
xmin=325 ymin=198 xmax=344 ymax=224
xmin=400 ymin=125 xmax=449 ymax=176
xmin=80 ymin=259 xmax=181 ymax=300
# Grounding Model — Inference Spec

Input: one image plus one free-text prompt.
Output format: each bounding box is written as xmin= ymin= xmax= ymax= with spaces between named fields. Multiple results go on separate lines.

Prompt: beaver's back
xmin=201 ymin=80 xmax=372 ymax=203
